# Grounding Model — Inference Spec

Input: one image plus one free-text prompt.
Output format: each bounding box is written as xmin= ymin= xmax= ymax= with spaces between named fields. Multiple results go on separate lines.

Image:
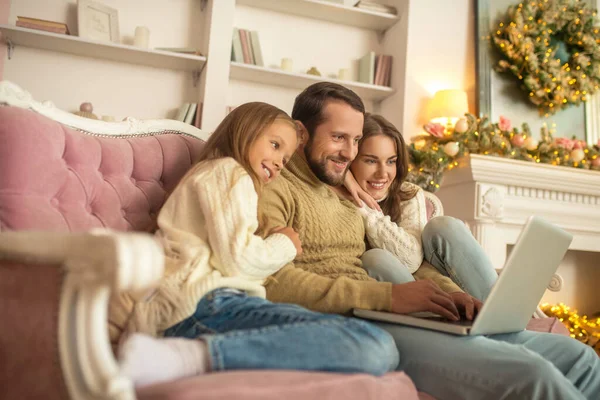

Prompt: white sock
xmin=118 ymin=333 xmax=210 ymax=387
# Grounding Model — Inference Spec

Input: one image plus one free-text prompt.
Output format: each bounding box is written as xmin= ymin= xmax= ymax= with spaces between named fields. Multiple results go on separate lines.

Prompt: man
xmin=258 ymin=82 xmax=600 ymax=400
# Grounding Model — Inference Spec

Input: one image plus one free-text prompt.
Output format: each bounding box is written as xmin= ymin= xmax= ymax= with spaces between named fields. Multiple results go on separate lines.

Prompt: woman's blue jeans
xmin=360 ymin=216 xmax=600 ymax=399
xmin=362 ymin=216 xmax=498 ymax=300
xmin=163 ymin=288 xmax=399 ymax=375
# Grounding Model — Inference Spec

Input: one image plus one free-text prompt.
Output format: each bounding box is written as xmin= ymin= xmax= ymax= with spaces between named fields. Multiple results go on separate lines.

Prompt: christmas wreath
xmin=492 ymin=0 xmax=600 ymax=115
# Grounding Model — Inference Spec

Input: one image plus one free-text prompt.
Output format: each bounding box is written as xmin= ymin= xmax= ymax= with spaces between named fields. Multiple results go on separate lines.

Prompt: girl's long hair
xmin=360 ymin=113 xmax=417 ymax=223
xmin=195 ymin=102 xmax=296 ymax=193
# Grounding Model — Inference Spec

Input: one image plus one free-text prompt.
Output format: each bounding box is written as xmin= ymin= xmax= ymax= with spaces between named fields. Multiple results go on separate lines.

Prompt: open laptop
xmin=353 ymin=215 xmax=573 ymax=336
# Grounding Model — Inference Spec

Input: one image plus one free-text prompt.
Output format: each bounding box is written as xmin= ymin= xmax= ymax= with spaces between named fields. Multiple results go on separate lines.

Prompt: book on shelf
xmin=154 ymin=47 xmax=203 ymax=56
xmin=231 ymin=28 xmax=244 ymax=63
xmin=358 ymin=51 xmax=392 ymax=87
xmin=375 ymin=55 xmax=393 ymax=86
xmin=354 ymin=1 xmax=398 ymax=15
xmin=175 ymin=103 xmax=191 ymax=122
xmin=16 ymin=16 xmax=70 ymax=35
xmin=358 ymin=51 xmax=376 ymax=85
xmin=249 ymin=31 xmax=264 ymax=67
xmin=184 ymin=103 xmax=198 ymax=125
xmin=193 ymin=102 xmax=203 ymax=129
xmin=174 ymin=102 xmax=203 ymax=128
xmin=239 ymin=29 xmax=252 ymax=64
xmin=231 ymin=28 xmax=264 ymax=67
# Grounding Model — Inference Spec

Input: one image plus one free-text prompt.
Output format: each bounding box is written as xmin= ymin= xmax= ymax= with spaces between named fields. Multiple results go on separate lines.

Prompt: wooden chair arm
xmin=0 ymin=231 xmax=164 ymax=399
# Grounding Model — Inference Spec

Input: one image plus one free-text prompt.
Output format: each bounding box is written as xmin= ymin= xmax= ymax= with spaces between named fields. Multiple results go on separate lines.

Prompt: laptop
xmin=353 ymin=215 xmax=573 ymax=336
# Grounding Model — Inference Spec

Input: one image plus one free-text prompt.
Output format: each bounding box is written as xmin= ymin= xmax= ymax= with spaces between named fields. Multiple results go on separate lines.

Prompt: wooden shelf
xmin=230 ymin=62 xmax=394 ymax=101
xmin=0 ymin=25 xmax=206 ymax=72
xmin=236 ymin=0 xmax=399 ymax=31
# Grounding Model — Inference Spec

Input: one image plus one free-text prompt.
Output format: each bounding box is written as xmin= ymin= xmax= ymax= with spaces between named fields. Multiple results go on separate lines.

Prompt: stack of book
xmin=16 ymin=16 xmax=70 ymax=35
xmin=354 ymin=1 xmax=397 ymax=15
xmin=231 ymin=28 xmax=264 ymax=67
xmin=358 ymin=51 xmax=393 ymax=87
xmin=174 ymin=102 xmax=203 ymax=129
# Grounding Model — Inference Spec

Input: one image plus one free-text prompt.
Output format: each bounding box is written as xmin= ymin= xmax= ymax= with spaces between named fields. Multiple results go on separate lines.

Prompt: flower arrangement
xmin=407 ymin=114 xmax=600 ymax=192
xmin=492 ymin=0 xmax=600 ymax=115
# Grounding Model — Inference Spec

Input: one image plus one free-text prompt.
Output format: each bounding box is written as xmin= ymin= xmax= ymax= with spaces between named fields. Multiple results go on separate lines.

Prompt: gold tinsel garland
xmin=541 ymin=303 xmax=600 ymax=356
xmin=492 ymin=0 xmax=600 ymax=115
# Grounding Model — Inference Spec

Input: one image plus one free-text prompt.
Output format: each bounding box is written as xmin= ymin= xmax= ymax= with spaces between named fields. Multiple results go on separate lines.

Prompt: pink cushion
xmin=0 ymin=107 xmax=204 ymax=232
xmin=136 ymin=370 xmax=420 ymax=400
xmin=526 ymin=317 xmax=570 ymax=336
xmin=425 ymin=198 xmax=434 ymax=220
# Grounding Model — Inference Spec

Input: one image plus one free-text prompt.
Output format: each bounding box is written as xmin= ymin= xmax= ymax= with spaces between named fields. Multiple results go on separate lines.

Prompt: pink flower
xmin=555 ymin=137 xmax=575 ymax=151
xmin=573 ymin=140 xmax=587 ymax=150
xmin=498 ymin=116 xmax=512 ymax=131
xmin=597 ymin=139 xmax=600 ymax=147
xmin=424 ymin=122 xmax=446 ymax=138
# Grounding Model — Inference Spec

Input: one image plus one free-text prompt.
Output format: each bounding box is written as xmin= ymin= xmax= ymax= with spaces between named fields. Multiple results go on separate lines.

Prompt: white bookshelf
xmin=230 ymin=62 xmax=394 ymax=101
xmin=1 ymin=0 xmax=408 ymax=132
xmin=236 ymin=0 xmax=399 ymax=31
xmin=0 ymin=24 xmax=207 ymax=72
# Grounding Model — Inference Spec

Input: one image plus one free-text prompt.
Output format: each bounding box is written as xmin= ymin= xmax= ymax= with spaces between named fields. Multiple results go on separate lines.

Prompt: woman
xmin=344 ymin=113 xmax=498 ymax=319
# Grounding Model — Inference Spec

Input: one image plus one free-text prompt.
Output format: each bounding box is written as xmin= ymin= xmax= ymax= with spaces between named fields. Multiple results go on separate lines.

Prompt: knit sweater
xmin=109 ymin=157 xmax=296 ymax=340
xmin=259 ymin=154 xmax=393 ymax=314
xmin=358 ymin=182 xmax=427 ymax=273
xmin=359 ymin=183 xmax=463 ymax=293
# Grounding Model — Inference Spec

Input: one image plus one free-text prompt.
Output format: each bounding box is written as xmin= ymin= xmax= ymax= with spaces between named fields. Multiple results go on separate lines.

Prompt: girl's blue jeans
xmin=163 ymin=288 xmax=399 ymax=375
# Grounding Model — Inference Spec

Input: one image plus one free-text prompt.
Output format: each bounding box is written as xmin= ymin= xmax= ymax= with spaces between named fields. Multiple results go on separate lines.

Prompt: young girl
xmin=118 ymin=103 xmax=398 ymax=387
xmin=343 ymin=113 xmax=498 ymax=319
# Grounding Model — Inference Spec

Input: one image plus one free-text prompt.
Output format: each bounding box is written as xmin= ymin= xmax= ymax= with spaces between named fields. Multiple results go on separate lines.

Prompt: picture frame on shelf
xmin=77 ymin=0 xmax=119 ymax=43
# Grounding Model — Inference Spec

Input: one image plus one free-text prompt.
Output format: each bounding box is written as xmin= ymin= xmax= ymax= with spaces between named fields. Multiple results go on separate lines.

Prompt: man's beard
xmin=304 ymin=140 xmax=350 ymax=186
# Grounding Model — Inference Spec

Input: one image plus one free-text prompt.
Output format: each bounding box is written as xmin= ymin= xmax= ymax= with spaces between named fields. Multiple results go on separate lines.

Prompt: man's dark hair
xmin=292 ymin=82 xmax=365 ymax=137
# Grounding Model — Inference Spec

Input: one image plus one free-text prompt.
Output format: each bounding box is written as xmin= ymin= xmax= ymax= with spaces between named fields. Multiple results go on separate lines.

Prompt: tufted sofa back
xmin=0 ymin=107 xmax=204 ymax=233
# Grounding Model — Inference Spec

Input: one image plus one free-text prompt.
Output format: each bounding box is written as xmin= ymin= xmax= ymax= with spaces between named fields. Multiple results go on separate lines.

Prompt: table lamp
xmin=428 ymin=89 xmax=468 ymax=133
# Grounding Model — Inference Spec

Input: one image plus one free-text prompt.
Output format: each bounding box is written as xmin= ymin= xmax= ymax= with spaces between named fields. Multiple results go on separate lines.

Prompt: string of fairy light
xmin=541 ymin=303 xmax=600 ymax=355
xmin=492 ymin=0 xmax=600 ymax=115
xmin=406 ymin=114 xmax=600 ymax=193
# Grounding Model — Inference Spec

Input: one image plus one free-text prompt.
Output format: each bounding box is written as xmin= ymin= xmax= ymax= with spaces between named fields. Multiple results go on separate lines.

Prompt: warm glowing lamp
xmin=428 ymin=89 xmax=469 ymax=132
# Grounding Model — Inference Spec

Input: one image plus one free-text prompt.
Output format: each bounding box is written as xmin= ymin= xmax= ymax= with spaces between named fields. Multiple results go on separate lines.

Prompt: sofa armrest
xmin=0 ymin=231 xmax=164 ymax=400
xmin=0 ymin=261 xmax=70 ymax=400
xmin=422 ymin=190 xmax=444 ymax=220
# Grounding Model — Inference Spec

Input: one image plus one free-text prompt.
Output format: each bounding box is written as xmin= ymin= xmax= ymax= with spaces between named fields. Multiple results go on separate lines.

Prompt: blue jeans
xmin=361 ymin=216 xmax=600 ymax=398
xmin=362 ymin=216 xmax=498 ymax=300
xmin=163 ymin=288 xmax=399 ymax=375
xmin=374 ymin=322 xmax=600 ymax=400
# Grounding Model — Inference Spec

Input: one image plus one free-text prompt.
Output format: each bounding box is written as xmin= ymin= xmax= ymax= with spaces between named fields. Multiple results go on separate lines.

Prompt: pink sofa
xmin=0 ymin=83 xmax=424 ymax=400
xmin=0 ymin=82 xmax=568 ymax=400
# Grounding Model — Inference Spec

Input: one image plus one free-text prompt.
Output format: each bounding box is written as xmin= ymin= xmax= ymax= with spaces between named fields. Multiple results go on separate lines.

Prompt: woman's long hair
xmin=195 ymin=102 xmax=296 ymax=193
xmin=360 ymin=113 xmax=417 ymax=223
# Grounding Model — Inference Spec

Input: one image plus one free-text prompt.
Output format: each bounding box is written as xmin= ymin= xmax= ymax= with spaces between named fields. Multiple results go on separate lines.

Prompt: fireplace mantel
xmin=436 ymin=154 xmax=600 ymax=293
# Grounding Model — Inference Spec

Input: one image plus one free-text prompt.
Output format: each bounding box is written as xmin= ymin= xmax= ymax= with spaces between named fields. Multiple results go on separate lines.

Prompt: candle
xmin=134 ymin=26 xmax=150 ymax=48
xmin=338 ymin=68 xmax=351 ymax=80
xmin=281 ymin=58 xmax=293 ymax=72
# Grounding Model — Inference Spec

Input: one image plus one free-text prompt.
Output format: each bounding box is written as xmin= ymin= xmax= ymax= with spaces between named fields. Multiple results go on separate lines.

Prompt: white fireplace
xmin=436 ymin=155 xmax=600 ymax=315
